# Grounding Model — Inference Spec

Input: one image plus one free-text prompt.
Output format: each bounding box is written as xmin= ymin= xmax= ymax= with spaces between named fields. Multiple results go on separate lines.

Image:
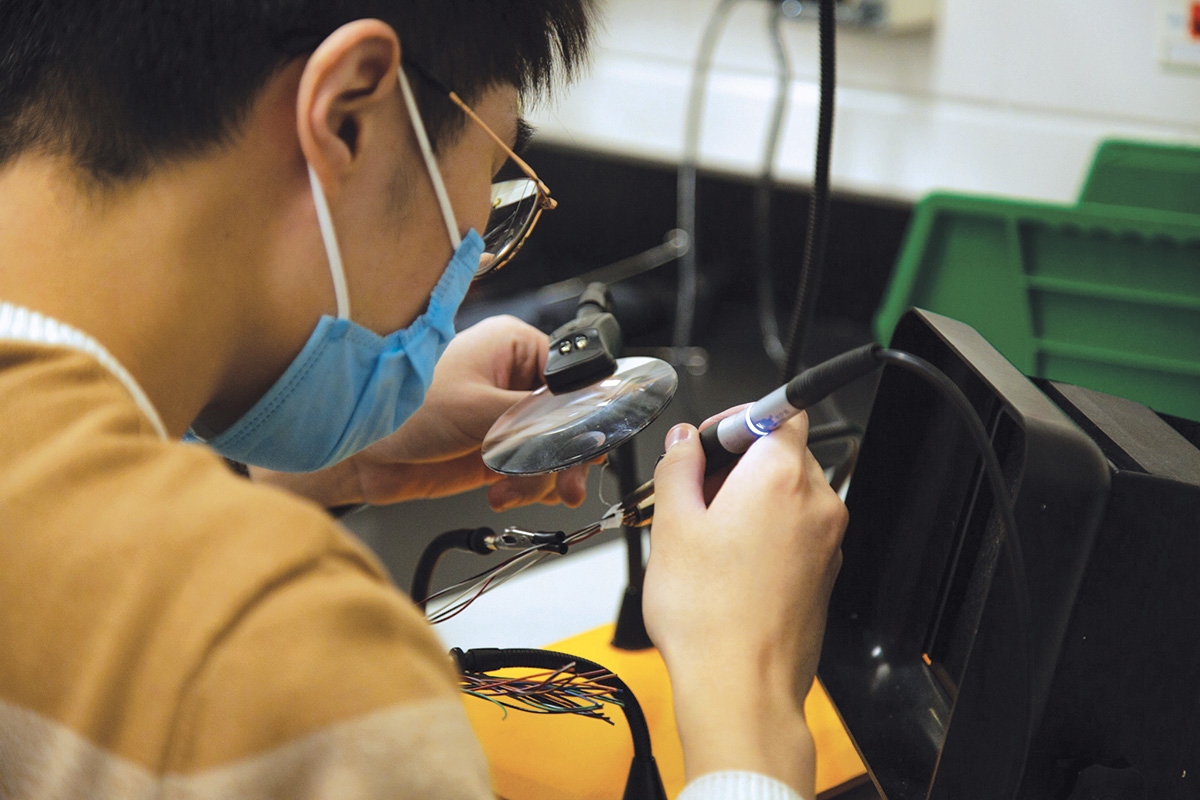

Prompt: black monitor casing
xmin=820 ymin=309 xmax=1200 ymax=799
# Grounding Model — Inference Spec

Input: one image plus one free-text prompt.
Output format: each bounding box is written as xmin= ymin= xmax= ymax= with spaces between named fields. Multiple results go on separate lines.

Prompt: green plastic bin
xmin=875 ymin=141 xmax=1200 ymax=422
xmin=1080 ymin=139 xmax=1200 ymax=217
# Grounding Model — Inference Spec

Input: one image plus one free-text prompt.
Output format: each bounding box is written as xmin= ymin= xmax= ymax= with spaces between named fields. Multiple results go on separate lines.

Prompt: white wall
xmin=529 ymin=0 xmax=1200 ymax=203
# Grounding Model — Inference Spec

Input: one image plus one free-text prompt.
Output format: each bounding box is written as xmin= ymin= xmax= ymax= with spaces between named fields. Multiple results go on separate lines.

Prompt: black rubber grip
xmin=785 ymin=343 xmax=881 ymax=409
xmin=700 ymin=422 xmax=740 ymax=475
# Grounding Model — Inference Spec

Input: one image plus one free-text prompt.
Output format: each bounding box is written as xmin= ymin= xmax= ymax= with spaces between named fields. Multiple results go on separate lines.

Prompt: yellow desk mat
xmin=463 ymin=623 xmax=868 ymax=799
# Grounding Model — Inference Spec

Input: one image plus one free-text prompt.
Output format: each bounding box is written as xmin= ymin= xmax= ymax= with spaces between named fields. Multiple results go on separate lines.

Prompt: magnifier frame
xmin=482 ymin=357 xmax=679 ymax=476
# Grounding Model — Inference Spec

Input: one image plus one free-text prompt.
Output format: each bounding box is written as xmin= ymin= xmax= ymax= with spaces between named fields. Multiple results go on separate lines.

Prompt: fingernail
xmin=665 ymin=424 xmax=692 ymax=452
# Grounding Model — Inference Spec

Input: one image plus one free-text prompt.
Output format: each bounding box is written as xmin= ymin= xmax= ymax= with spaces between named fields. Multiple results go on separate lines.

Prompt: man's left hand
xmin=355 ymin=314 xmax=590 ymax=509
xmin=253 ymin=315 xmax=592 ymax=511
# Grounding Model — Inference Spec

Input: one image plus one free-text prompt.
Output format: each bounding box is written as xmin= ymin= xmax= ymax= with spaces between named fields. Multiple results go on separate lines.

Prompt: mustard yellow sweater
xmin=0 ymin=340 xmax=492 ymax=798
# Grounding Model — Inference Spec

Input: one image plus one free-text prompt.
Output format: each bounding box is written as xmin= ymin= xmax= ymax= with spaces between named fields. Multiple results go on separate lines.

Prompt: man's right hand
xmin=642 ymin=411 xmax=848 ymax=798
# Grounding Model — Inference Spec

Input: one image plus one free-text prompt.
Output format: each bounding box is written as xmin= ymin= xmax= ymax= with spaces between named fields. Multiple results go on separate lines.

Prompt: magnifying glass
xmin=481 ymin=356 xmax=678 ymax=475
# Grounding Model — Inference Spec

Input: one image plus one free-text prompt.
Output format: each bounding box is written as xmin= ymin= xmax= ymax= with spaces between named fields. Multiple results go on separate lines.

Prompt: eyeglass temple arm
xmin=444 ymin=92 xmax=557 ymax=210
xmin=401 ymin=57 xmax=556 ymax=209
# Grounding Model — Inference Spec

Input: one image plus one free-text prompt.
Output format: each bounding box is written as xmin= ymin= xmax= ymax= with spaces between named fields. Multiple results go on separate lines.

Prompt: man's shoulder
xmin=5 ymin=405 xmax=381 ymax=585
xmin=0 ymin=367 xmax=438 ymax=767
xmin=0 ymin=429 xmax=481 ymax=793
xmin=0 ymin=340 xmax=393 ymax=652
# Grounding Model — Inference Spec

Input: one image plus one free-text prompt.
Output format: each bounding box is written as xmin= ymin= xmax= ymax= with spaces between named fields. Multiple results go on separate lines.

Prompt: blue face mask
xmin=190 ymin=67 xmax=481 ymax=472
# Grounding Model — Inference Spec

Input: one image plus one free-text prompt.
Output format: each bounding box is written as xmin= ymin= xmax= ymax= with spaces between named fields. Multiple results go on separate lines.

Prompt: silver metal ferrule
xmin=746 ymin=384 xmax=800 ymax=435
xmin=715 ymin=384 xmax=800 ymax=455
xmin=715 ymin=410 xmax=761 ymax=455
xmin=485 ymin=528 xmax=564 ymax=551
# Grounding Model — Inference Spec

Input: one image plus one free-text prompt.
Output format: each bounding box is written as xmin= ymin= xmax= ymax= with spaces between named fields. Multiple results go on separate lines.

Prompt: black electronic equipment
xmin=820 ymin=309 xmax=1200 ymax=799
xmin=543 ymin=282 xmax=623 ymax=395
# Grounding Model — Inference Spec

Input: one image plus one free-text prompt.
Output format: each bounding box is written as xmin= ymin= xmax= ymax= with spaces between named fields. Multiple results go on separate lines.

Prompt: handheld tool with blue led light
xmin=607 ymin=343 xmax=882 ymax=529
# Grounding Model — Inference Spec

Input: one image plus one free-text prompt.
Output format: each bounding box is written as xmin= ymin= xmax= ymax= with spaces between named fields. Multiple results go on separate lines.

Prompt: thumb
xmin=652 ymin=424 xmax=706 ymax=521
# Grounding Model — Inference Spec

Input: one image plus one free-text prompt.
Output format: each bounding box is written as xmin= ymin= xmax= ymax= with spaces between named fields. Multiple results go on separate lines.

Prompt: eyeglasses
xmin=405 ymin=59 xmax=557 ymax=279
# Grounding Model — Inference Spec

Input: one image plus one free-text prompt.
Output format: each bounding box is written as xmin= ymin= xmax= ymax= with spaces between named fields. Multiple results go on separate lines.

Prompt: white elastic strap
xmin=396 ymin=67 xmax=462 ymax=251
xmin=0 ymin=302 xmax=169 ymax=440
xmin=307 ymin=165 xmax=352 ymax=320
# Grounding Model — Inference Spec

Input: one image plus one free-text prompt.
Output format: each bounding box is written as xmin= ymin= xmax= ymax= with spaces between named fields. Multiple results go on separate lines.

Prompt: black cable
xmin=808 ymin=419 xmax=863 ymax=495
xmin=754 ymin=2 xmax=797 ymax=367
xmin=826 ymin=436 xmax=858 ymax=496
xmin=875 ymin=348 xmax=1034 ymax=798
xmin=674 ymin=0 xmax=744 ymax=351
xmin=410 ymin=527 xmax=494 ymax=613
xmin=781 ymin=0 xmax=837 ymax=383
xmin=452 ymin=647 xmax=668 ymax=800
xmin=808 ymin=419 xmax=863 ymax=446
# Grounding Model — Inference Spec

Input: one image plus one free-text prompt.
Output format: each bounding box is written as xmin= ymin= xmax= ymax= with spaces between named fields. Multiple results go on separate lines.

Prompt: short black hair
xmin=0 ymin=1 xmax=598 ymax=184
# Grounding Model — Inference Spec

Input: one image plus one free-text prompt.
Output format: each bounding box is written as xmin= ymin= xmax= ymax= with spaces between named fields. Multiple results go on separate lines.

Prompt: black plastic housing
xmin=820 ymin=309 xmax=1112 ymax=799
xmin=544 ymin=282 xmax=622 ymax=394
xmin=823 ymin=308 xmax=1200 ymax=798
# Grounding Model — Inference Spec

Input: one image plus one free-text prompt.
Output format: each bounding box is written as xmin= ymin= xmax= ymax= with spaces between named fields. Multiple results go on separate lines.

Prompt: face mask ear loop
xmin=307 ymin=165 xmax=352 ymax=320
xmin=397 ymin=67 xmax=462 ymax=252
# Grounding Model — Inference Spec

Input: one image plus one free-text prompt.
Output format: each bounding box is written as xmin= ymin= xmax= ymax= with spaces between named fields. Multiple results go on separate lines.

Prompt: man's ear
xmin=297 ymin=19 xmax=401 ymax=197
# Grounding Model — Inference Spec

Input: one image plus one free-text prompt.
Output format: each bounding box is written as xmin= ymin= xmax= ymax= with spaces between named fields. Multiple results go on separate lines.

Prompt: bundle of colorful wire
xmin=459 ymin=662 xmax=624 ymax=724
xmin=425 ymin=520 xmax=606 ymax=624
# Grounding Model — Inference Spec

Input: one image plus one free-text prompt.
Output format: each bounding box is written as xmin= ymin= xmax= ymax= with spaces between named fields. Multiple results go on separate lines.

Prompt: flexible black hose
xmin=754 ymin=2 xmax=796 ymax=367
xmin=785 ymin=342 xmax=880 ymax=408
xmin=808 ymin=419 xmax=863 ymax=495
xmin=674 ymin=0 xmax=743 ymax=351
xmin=411 ymin=528 xmax=493 ymax=612
xmin=781 ymin=0 xmax=837 ymax=383
xmin=452 ymin=647 xmax=668 ymax=800
xmin=808 ymin=419 xmax=864 ymax=446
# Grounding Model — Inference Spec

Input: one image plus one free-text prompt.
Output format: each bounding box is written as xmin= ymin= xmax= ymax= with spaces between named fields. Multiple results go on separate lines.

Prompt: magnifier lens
xmin=482 ymin=357 xmax=678 ymax=475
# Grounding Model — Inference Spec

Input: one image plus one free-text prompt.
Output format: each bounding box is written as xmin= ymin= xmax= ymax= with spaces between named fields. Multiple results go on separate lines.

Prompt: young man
xmin=0 ymin=2 xmax=847 ymax=798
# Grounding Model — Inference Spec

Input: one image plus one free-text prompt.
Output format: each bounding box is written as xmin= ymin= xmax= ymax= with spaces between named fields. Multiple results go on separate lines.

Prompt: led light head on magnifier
xmin=481 ymin=283 xmax=678 ymax=476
